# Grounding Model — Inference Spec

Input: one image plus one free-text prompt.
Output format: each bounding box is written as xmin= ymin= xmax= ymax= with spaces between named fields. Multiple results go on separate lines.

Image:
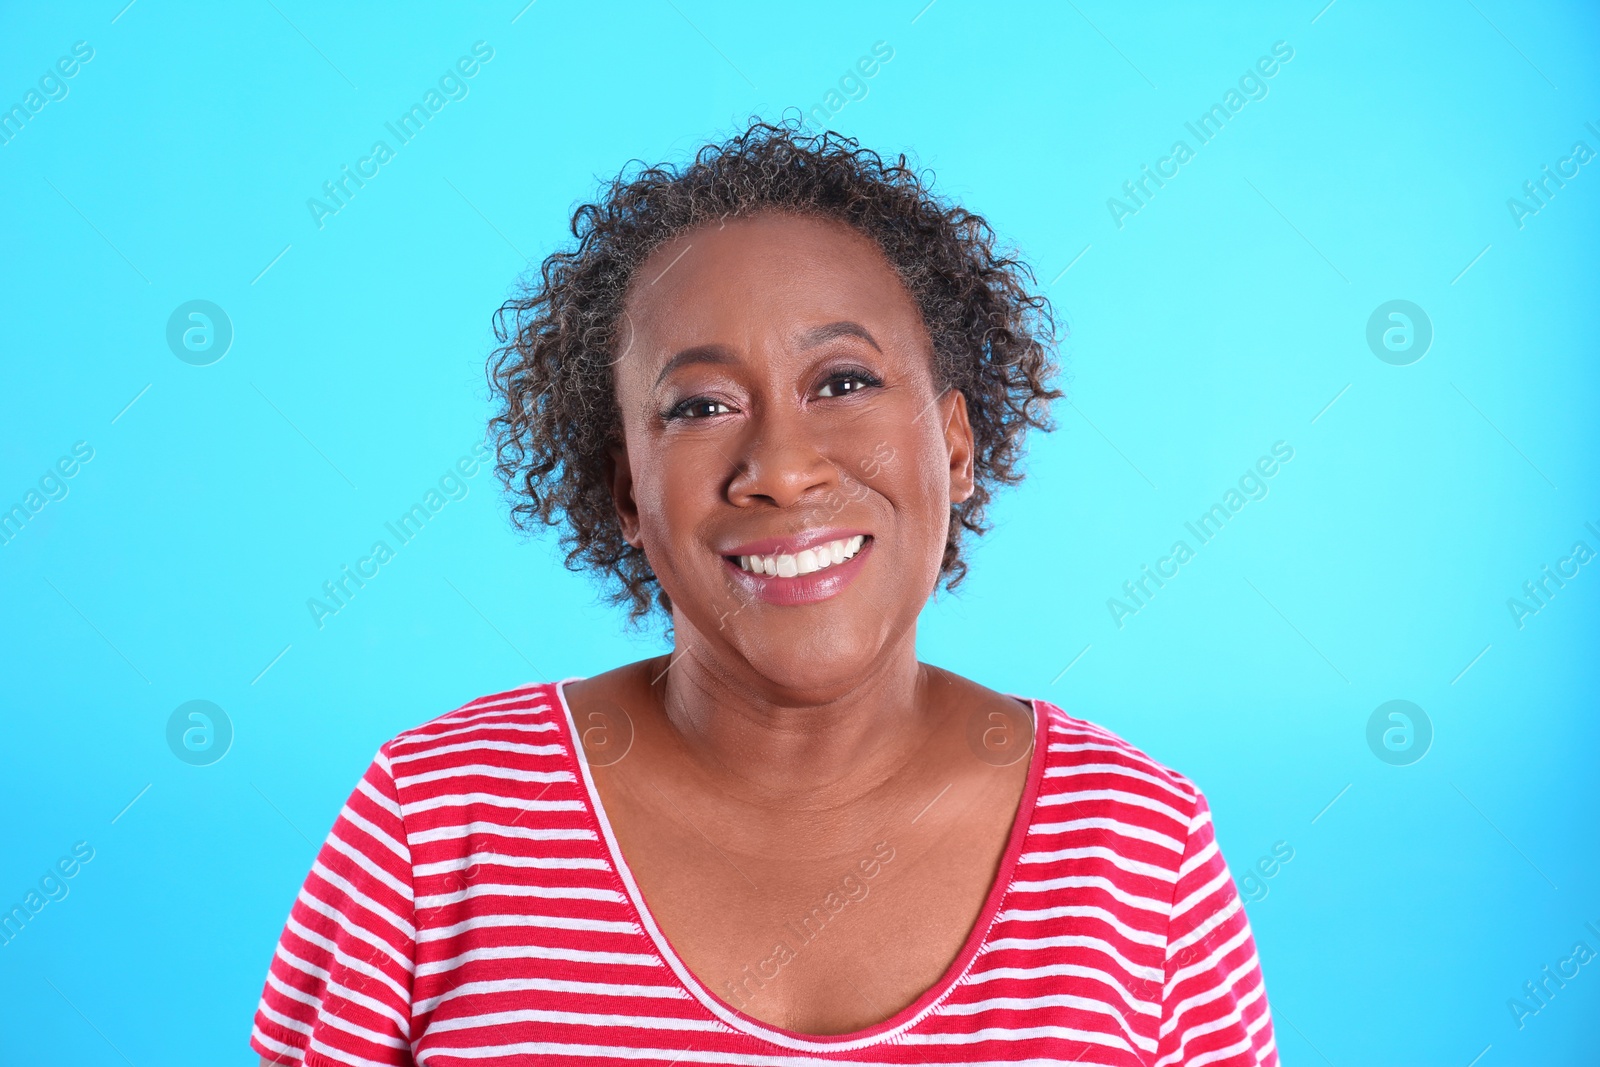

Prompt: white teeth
xmin=736 ymin=536 xmax=867 ymax=577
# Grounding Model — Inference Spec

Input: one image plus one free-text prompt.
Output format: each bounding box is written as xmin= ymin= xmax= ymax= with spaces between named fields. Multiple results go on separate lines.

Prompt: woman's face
xmin=609 ymin=212 xmax=974 ymax=696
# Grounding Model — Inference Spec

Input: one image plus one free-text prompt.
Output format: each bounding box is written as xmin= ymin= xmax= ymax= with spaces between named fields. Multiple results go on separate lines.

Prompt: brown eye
xmin=666 ymin=397 xmax=734 ymax=420
xmin=817 ymin=370 xmax=883 ymax=398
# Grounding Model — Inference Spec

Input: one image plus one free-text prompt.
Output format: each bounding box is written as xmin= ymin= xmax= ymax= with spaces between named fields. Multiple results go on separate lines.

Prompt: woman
xmin=252 ymin=120 xmax=1277 ymax=1066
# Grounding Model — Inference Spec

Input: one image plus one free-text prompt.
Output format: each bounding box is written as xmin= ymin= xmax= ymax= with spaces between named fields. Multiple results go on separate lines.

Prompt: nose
xmin=725 ymin=409 xmax=840 ymax=509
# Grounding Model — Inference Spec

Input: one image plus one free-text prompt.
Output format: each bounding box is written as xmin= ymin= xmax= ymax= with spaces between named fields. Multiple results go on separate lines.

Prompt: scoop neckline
xmin=552 ymin=675 xmax=1051 ymax=1053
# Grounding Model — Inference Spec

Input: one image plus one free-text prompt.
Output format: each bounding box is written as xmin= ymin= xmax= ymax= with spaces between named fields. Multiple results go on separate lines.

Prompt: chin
xmin=712 ymin=609 xmax=895 ymax=701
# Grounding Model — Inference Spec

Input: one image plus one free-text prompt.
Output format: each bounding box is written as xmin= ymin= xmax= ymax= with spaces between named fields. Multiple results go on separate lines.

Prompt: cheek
xmin=861 ymin=426 xmax=954 ymax=556
xmin=901 ymin=428 xmax=956 ymax=511
xmin=629 ymin=443 xmax=726 ymax=573
xmin=632 ymin=459 xmax=695 ymax=548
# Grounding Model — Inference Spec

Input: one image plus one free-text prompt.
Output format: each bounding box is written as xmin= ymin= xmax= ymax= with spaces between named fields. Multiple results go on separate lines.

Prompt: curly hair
xmin=487 ymin=116 xmax=1064 ymax=627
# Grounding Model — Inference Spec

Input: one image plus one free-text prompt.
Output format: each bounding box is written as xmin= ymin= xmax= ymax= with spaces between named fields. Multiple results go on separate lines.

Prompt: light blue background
xmin=2 ymin=1 xmax=1597 ymax=1064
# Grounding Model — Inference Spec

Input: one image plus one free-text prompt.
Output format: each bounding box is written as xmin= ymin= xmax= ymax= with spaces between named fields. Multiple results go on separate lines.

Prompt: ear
xmin=939 ymin=388 xmax=976 ymax=505
xmin=604 ymin=440 xmax=643 ymax=548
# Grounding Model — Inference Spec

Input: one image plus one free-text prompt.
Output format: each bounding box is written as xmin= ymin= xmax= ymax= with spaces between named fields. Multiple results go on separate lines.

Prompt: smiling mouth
xmin=726 ymin=535 xmax=868 ymax=578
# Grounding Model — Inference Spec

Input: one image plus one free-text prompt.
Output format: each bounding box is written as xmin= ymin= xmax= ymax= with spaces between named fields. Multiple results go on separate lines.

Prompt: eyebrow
xmin=798 ymin=321 xmax=882 ymax=351
xmin=650 ymin=322 xmax=882 ymax=389
xmin=652 ymin=344 xmax=738 ymax=389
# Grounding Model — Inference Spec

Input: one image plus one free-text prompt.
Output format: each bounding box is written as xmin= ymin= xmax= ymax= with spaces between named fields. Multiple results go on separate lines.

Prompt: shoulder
xmin=1026 ymin=697 xmax=1205 ymax=839
xmin=372 ymin=679 xmax=580 ymax=800
xmin=387 ymin=678 xmax=566 ymax=745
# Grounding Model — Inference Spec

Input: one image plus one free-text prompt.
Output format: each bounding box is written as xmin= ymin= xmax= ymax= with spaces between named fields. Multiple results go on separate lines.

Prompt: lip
xmin=720 ymin=535 xmax=874 ymax=606
xmin=721 ymin=528 xmax=872 ymax=558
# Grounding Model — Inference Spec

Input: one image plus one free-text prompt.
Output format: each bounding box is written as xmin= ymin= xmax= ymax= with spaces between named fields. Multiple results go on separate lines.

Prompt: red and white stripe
xmin=252 ymin=681 xmax=1277 ymax=1066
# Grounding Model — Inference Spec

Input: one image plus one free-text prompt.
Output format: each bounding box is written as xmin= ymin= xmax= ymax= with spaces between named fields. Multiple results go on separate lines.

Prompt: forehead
xmin=620 ymin=213 xmax=925 ymax=354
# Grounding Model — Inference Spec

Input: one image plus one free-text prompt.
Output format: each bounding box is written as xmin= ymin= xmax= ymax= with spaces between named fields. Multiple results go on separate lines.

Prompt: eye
xmin=664 ymin=396 xmax=735 ymax=420
xmin=816 ymin=369 xmax=883 ymax=399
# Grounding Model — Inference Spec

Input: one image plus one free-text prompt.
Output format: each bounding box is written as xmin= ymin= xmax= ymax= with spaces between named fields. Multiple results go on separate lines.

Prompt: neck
xmin=648 ymin=627 xmax=951 ymax=808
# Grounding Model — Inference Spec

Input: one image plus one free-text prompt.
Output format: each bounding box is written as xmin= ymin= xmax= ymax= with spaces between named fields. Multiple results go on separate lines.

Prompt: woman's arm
xmin=247 ymin=748 xmax=417 ymax=1066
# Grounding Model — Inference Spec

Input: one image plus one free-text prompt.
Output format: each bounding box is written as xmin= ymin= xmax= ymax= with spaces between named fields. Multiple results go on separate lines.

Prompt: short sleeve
xmin=1155 ymin=789 xmax=1278 ymax=1066
xmin=251 ymin=747 xmax=416 ymax=1067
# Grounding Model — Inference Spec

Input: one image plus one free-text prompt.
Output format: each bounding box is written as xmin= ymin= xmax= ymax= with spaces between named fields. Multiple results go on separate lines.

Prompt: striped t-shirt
xmin=251 ymin=679 xmax=1278 ymax=1066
